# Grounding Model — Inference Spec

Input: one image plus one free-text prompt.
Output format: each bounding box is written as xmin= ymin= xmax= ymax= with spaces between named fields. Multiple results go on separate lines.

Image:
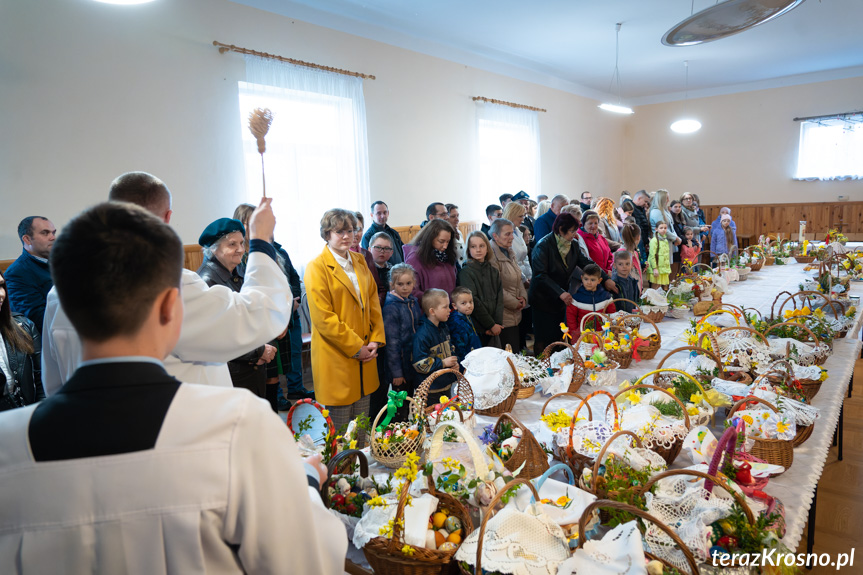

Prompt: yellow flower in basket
xmin=689 ymin=393 xmax=704 ymax=405
xmin=627 ymin=393 xmax=641 ymax=405
xmin=686 ymin=405 xmax=699 ymax=416
xmin=777 ymin=421 xmax=790 ymax=434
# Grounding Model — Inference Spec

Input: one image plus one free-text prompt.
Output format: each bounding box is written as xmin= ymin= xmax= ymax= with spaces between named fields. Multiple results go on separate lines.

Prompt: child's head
xmin=621 ymin=222 xmax=641 ymax=253
xmin=450 ymin=286 xmax=474 ymax=316
xmin=389 ymin=263 xmax=416 ymax=299
xmin=655 ymin=221 xmax=668 ymax=235
xmin=721 ymin=214 xmax=731 ymax=228
xmin=422 ymin=288 xmax=451 ymax=323
xmin=466 ymin=230 xmax=492 ymax=262
xmin=613 ymin=251 xmax=632 ymax=278
xmin=581 ymin=263 xmax=602 ymax=291
xmin=684 ymin=226 xmax=695 ymax=241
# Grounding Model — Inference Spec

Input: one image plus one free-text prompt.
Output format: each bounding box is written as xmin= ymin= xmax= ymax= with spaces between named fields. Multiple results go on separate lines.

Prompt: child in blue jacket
xmin=446 ymin=286 xmax=483 ymax=362
xmin=382 ymin=264 xmax=423 ymax=394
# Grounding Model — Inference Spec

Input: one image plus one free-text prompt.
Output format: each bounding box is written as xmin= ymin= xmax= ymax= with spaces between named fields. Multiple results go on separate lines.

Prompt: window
xmin=239 ymin=56 xmax=370 ymax=270
xmin=795 ymin=113 xmax=863 ymax=181
xmin=476 ymin=102 xmax=541 ymax=201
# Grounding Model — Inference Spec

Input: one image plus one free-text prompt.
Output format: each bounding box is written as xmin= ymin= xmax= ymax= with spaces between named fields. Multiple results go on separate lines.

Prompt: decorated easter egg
xmin=444 ymin=516 xmax=462 ymax=533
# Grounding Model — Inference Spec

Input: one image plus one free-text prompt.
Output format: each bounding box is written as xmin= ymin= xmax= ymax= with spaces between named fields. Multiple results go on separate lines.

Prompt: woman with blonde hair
xmin=536 ymin=200 xmax=551 ymax=219
xmin=594 ymin=197 xmax=622 ymax=250
xmin=304 ymin=209 xmax=385 ymax=437
xmin=648 ymin=190 xmax=681 ymax=272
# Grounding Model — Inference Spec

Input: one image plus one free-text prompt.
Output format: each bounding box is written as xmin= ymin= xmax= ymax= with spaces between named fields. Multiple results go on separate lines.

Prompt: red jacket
xmin=565 ymin=288 xmax=616 ymax=341
xmin=577 ymin=229 xmax=614 ymax=273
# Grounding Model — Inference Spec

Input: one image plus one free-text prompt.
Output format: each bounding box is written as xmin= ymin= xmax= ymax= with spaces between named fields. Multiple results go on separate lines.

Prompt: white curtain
xmin=795 ymin=115 xmax=863 ymax=181
xmin=476 ymin=102 xmax=541 ymax=203
xmin=239 ymin=55 xmax=371 ymax=271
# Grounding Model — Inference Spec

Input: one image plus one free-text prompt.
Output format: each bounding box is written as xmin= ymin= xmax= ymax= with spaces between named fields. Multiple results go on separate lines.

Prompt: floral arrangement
xmin=683 ymin=318 xmax=720 ymax=348
xmin=325 ymin=473 xmax=394 ymax=518
xmin=423 ymin=455 xmax=515 ymax=508
xmin=539 ymin=409 xmax=585 ymax=433
xmin=479 ymin=422 xmax=523 ymax=461
xmin=707 ymin=503 xmax=797 ymax=573
xmin=376 ymin=418 xmax=422 ymax=451
xmin=580 ymin=454 xmax=659 ymax=527
xmin=584 ymin=349 xmax=612 ymax=369
xmin=824 ymin=228 xmax=848 ymax=244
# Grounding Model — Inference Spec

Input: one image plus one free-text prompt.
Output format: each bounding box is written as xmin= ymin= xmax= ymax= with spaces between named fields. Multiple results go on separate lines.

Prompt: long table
xmin=357 ymin=262 xmax=861 ymax=570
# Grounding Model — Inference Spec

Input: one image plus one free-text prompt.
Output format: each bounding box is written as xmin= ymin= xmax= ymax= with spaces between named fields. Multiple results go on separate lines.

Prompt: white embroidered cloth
xmin=462 ymin=348 xmax=516 ymax=409
xmin=559 ymin=521 xmax=647 ymax=575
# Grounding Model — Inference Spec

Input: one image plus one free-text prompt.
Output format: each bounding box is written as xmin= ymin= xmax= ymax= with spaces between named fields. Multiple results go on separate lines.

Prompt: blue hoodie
xmin=382 ymin=291 xmax=422 ymax=383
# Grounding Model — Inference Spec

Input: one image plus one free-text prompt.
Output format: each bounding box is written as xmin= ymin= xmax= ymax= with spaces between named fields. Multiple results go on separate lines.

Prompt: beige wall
xmin=0 ymin=0 xmax=625 ymax=258
xmin=624 ymin=76 xmax=863 ymax=206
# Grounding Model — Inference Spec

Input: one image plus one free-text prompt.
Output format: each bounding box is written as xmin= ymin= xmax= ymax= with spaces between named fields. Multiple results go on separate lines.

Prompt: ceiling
xmin=232 ymin=0 xmax=863 ymax=105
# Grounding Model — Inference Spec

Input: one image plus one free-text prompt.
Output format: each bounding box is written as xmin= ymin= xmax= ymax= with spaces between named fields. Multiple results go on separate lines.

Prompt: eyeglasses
xmin=372 ymin=246 xmax=394 ymax=252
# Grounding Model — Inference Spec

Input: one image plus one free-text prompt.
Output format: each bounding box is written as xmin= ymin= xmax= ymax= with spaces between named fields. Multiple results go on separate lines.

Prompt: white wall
xmin=624 ymin=76 xmax=863 ymax=206
xmin=0 ymin=0 xmax=625 ymax=258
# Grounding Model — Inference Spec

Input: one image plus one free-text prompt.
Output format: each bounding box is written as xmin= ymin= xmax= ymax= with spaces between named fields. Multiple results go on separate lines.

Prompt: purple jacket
xmin=404 ymin=245 xmax=457 ymax=301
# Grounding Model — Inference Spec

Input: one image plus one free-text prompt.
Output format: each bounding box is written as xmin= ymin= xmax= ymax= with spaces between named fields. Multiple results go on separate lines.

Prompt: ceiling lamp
xmin=670 ymin=61 xmax=701 ymax=134
xmin=662 ymin=0 xmax=806 ymax=46
xmin=598 ymin=23 xmax=633 ymax=115
xmin=93 ymin=0 xmax=157 ymax=4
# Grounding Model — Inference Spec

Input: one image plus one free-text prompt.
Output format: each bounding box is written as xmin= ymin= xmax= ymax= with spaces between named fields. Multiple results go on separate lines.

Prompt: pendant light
xmin=670 ymin=60 xmax=701 ymax=134
xmin=598 ymin=23 xmax=634 ymax=115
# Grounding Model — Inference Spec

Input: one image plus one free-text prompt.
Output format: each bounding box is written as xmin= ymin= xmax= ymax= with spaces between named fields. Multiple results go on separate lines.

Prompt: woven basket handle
xmin=475 ymin=478 xmax=541 ymax=575
xmin=321 ymin=449 xmax=369 ymax=507
xmin=387 ymin=470 xmax=417 ymax=552
xmin=574 ymin=329 xmax=604 ymax=350
xmin=706 ymin=427 xmax=738 ymax=493
xmin=715 ymin=325 xmax=770 ymax=346
xmin=576 ymin=499 xmax=700 ymax=575
xmin=611 ymin=383 xmax=690 ymax=430
xmin=637 ymin=468 xmax=755 ymax=525
xmin=415 ymin=368 xmax=464 ymax=414
xmin=771 ymin=290 xmax=798 ymax=320
xmin=729 ymin=395 xmax=779 ymax=418
xmin=655 ymin=348 xmax=725 ymax=380
xmin=578 ymin=311 xmax=609 ymax=335
xmin=533 ymin=463 xmax=576 ymax=494
xmin=427 ymin=421 xmax=487 ymax=479
xmin=569 ymin=390 xmax=616 ymax=441
xmin=589 ymin=430 xmax=642 ymax=488
xmin=541 ymin=392 xmax=592 ymax=419
xmin=698 ymin=308 xmax=741 ymax=326
xmin=608 ymin=298 xmax=640 ymax=311
xmin=762 ymin=321 xmax=820 ymax=346
xmin=613 ymin=312 xmax=659 ymax=338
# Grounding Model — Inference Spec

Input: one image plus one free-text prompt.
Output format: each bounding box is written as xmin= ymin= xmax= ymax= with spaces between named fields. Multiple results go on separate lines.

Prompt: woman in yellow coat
xmin=304 ymin=209 xmax=386 ymax=437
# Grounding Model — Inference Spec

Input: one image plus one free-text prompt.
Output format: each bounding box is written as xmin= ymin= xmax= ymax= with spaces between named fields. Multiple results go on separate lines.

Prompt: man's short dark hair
xmin=581 ymin=191 xmax=591 ymax=200
xmin=485 ymin=204 xmax=503 ymax=218
xmin=17 ymin=216 xmax=49 ymax=242
xmin=583 ymin=263 xmax=602 ymax=277
xmin=108 ymin=172 xmax=172 ymax=215
xmin=426 ymin=202 xmax=445 ymax=219
xmin=50 ymin=202 xmax=183 ymax=342
xmin=499 ymin=193 xmax=513 ymax=205
xmin=370 ymin=200 xmax=388 ymax=211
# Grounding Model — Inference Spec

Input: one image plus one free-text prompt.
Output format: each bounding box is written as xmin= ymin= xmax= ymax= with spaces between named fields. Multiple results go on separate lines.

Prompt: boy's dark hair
xmin=498 ymin=193 xmax=513 ymax=205
xmin=108 ymin=171 xmax=172 ymax=214
xmin=613 ymin=250 xmax=632 ymax=264
xmin=422 ymin=288 xmax=449 ymax=314
xmin=485 ymin=204 xmax=502 ymax=218
xmin=50 ymin=202 xmax=183 ymax=342
xmin=450 ymin=285 xmax=472 ymax=304
xmin=582 ymin=263 xmax=602 ymax=277
xmin=17 ymin=216 xmax=50 ymax=242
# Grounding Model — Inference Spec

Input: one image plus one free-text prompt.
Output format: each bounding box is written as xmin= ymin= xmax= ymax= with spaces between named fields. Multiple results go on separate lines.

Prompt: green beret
xmin=512 ymin=191 xmax=530 ymax=201
xmin=199 ymin=218 xmax=245 ymax=247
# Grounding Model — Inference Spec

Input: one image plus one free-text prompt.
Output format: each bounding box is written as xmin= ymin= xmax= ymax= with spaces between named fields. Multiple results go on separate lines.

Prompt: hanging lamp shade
xmin=662 ymin=0 xmax=806 ymax=46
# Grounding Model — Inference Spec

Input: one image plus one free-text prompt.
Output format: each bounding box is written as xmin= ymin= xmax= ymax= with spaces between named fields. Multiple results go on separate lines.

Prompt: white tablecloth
xmin=365 ymin=262 xmax=862 ymax=554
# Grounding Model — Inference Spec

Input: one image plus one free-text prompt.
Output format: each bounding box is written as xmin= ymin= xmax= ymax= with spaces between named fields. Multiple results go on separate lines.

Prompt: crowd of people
xmin=0 ymin=175 xmax=738 ymax=571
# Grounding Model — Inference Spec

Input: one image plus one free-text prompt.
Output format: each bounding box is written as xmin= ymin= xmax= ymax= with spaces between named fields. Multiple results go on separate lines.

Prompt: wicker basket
xmin=364 ymin=474 xmax=473 ymax=575
xmin=746 ymin=246 xmax=766 ymax=272
xmin=611 ymin=383 xmax=691 ymax=466
xmin=707 ymin=426 xmax=769 ymax=496
xmin=473 ymin=357 xmax=519 ymax=416
xmin=539 ymin=341 xmax=586 ymax=393
xmin=556 ymin=390 xmax=617 ymax=477
xmin=795 ymin=255 xmax=816 ymax=264
xmin=667 ymin=306 xmax=690 ymax=319
xmin=575 ymin=330 xmax=621 ymax=385
xmin=613 ymin=313 xmax=661 ymax=360
xmin=692 ymin=299 xmax=720 ymax=317
xmin=417 ymin=368 xmax=476 ymax=433
xmin=608 ymin=298 xmax=644 ymax=327
xmin=321 ymin=448 xmax=370 ymax=507
xmin=728 ymin=396 xmax=794 ymax=472
xmin=762 ymin=321 xmax=830 ymax=366
xmin=655 ymin=345 xmax=738 ymax=386
xmin=640 ymin=305 xmax=666 ymax=324
xmin=637 ymin=368 xmax=715 ymax=427
xmin=370 ymin=396 xmax=424 ymax=469
xmin=576 ymin=500 xmax=700 ymax=575
xmin=580 ymin=312 xmax=634 ymax=369
xmin=492 ymin=412 xmax=550 ymax=479
xmin=457 ymin=479 xmax=548 ymax=575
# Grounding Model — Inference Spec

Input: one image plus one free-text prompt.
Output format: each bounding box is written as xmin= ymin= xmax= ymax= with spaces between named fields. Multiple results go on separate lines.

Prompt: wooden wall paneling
xmin=702 ymin=201 xmax=863 ymax=241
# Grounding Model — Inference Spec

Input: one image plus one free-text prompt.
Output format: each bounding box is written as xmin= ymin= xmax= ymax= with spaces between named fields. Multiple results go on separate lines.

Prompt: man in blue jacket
xmin=5 ymin=216 xmax=56 ymax=333
xmin=532 ymin=194 xmax=569 ymax=242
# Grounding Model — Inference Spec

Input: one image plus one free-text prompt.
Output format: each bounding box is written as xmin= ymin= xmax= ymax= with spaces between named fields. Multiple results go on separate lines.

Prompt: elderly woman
xmin=404 ymin=219 xmax=457 ymax=300
xmin=305 ymin=209 xmax=385 ymax=436
xmin=530 ymin=213 xmax=616 ymax=354
xmin=489 ymin=218 xmax=528 ymax=352
xmin=0 ymin=271 xmax=44 ymax=411
xmin=197 ymin=218 xmax=276 ymax=398
xmin=577 ymin=210 xmax=614 ymax=273
xmin=502 ymin=202 xmax=531 ymax=284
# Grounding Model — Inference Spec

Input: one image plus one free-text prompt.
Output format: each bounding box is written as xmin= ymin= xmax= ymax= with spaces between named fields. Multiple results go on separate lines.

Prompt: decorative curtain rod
xmin=793 ymin=110 xmax=862 ymax=122
xmin=472 ymin=96 xmax=546 ymax=113
xmin=213 ymin=41 xmax=376 ymax=80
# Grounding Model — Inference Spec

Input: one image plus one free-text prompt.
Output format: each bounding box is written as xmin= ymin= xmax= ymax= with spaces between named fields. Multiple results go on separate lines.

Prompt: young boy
xmin=447 ymin=285 xmax=483 ymax=362
xmin=611 ymin=251 xmax=641 ymax=313
xmin=0 ymin=201 xmax=345 ymax=573
xmin=566 ymin=263 xmax=616 ymax=339
xmin=413 ymin=288 xmax=459 ymax=404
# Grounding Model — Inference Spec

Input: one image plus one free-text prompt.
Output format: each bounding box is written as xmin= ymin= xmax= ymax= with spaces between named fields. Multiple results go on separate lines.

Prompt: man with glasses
xmin=423 ymin=202 xmax=448 ymax=228
xmin=579 ymin=191 xmax=593 ymax=213
xmin=368 ymin=232 xmax=395 ymax=304
xmin=361 ymin=200 xmax=405 ymax=264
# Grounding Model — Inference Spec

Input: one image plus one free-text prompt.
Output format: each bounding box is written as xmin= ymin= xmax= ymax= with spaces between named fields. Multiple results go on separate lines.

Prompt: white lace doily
xmin=352 ymin=492 xmax=439 ymax=549
xmin=509 ymin=477 xmax=597 ymax=527
xmin=559 ymin=521 xmax=646 ymax=575
xmin=462 ymin=348 xmax=516 ymax=409
xmin=751 ymin=387 xmax=820 ymax=427
xmin=617 ymin=404 xmax=689 ymax=451
xmin=454 ymin=505 xmax=571 ymax=575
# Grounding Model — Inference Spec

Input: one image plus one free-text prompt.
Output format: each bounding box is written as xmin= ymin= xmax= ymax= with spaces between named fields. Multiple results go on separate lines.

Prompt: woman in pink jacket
xmin=577 ymin=210 xmax=614 ymax=273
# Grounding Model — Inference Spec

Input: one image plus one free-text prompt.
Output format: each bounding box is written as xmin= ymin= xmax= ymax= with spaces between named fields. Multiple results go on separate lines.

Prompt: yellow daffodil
xmin=556 ymin=495 xmax=572 ymax=507
xmin=628 ymin=393 xmax=641 ymax=405
xmin=349 ymin=439 xmax=357 ymax=449
xmin=687 ymin=405 xmax=700 ymax=416
xmin=689 ymin=393 xmax=704 ymax=405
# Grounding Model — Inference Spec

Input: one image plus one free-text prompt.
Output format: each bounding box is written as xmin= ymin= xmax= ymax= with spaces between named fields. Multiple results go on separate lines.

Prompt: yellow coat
xmin=304 ymin=246 xmax=386 ymax=406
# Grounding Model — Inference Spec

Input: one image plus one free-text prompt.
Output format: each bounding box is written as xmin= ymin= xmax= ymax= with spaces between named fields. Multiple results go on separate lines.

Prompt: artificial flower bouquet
xmin=582 ymin=349 xmax=619 ymax=387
